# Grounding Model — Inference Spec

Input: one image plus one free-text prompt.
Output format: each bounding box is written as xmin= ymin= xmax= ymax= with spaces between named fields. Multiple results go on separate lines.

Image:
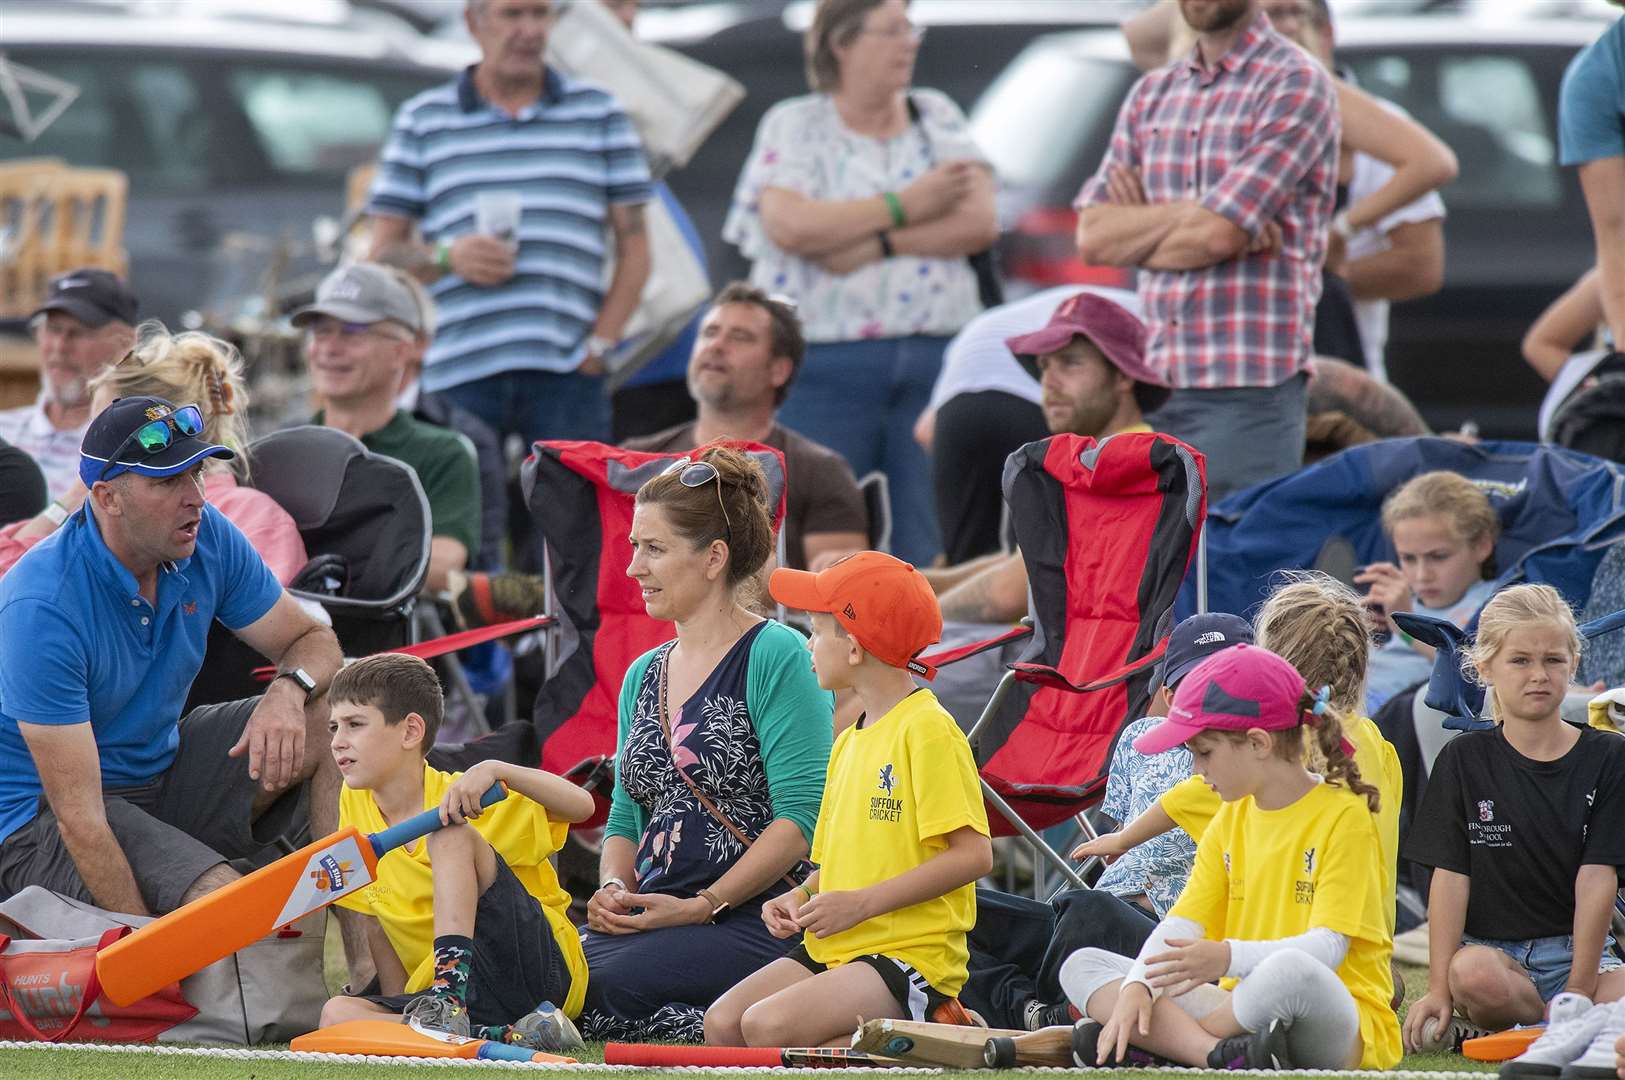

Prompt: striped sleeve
xmin=368 ymin=96 xmax=432 ymax=220
xmin=601 ymin=102 xmax=653 ymax=206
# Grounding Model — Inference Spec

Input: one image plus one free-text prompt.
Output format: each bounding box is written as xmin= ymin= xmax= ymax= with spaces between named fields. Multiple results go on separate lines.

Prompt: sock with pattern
xmin=428 ymin=934 xmax=474 ymax=1010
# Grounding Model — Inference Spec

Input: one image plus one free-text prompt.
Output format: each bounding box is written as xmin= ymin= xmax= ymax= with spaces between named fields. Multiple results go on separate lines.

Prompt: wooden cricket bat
xmin=95 ymin=783 xmax=506 ymax=1007
xmin=604 ymin=1042 xmax=904 ymax=1068
xmin=293 ymin=1019 xmax=575 ymax=1063
xmin=982 ymin=1025 xmax=1074 ymax=1067
xmin=851 ymin=1017 xmax=1028 ymax=1069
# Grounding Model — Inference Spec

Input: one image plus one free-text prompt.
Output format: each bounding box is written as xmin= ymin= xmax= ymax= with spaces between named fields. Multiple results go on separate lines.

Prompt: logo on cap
xmin=327 ymin=275 xmax=364 ymax=301
xmin=144 ymin=404 xmax=172 ymax=421
xmin=1194 ymin=631 xmax=1226 ymax=646
xmin=842 ymin=603 xmax=857 ymax=620
xmin=56 ymin=276 xmax=93 ymax=291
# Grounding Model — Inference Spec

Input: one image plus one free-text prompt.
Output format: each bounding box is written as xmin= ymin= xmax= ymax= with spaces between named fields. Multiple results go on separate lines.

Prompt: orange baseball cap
xmin=769 ymin=552 xmax=943 ymax=679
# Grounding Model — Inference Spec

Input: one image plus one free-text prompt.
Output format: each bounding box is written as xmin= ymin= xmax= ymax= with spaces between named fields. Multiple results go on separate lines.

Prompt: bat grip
xmin=369 ymin=782 xmax=505 ymax=858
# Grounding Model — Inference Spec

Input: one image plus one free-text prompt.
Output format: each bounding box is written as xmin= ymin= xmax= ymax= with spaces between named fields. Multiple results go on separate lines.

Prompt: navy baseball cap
xmin=31 ymin=268 xmax=139 ymax=327
xmin=1159 ymin=612 xmax=1255 ymax=688
xmin=79 ymin=396 xmax=234 ymax=486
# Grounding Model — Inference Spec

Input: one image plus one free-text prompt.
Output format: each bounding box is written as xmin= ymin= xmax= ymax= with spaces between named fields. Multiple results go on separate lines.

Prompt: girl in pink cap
xmin=1059 ymin=642 xmax=1399 ymax=1071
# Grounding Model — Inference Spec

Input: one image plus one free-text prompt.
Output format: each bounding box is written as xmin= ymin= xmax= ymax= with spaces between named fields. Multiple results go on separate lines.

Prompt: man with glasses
xmin=0 ymin=397 xmax=342 ymax=916
xmin=295 ymin=263 xmax=482 ymax=595
xmin=0 ymin=269 xmax=138 ymax=499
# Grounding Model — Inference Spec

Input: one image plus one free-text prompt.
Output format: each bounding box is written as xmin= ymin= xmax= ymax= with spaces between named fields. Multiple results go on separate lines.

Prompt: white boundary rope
xmin=0 ymin=1039 xmax=1496 ymax=1077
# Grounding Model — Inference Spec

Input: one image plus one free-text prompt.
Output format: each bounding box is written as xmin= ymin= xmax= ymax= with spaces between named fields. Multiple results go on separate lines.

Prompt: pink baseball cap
xmin=1133 ymin=643 xmax=1339 ymax=757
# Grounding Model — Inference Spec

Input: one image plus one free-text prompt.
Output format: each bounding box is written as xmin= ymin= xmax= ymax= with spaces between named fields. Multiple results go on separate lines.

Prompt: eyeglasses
xmin=860 ymin=21 xmax=924 ymax=43
xmin=304 ymin=319 xmax=411 ymax=343
xmin=662 ymin=455 xmax=732 ymax=548
xmin=95 ymin=403 xmax=205 ymax=484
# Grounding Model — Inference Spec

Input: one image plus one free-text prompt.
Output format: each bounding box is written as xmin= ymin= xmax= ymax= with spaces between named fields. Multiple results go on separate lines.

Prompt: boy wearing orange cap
xmin=703 ymin=552 xmax=994 ymax=1048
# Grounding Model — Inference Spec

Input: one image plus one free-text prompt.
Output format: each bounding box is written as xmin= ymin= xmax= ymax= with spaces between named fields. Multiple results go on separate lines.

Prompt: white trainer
xmin=1502 ymin=995 xmax=1602 ymax=1077
xmin=1560 ymin=999 xmax=1625 ymax=1080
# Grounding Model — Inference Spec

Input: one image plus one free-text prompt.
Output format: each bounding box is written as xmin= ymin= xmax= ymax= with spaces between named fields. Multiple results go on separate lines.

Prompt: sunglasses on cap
xmin=96 ymin=403 xmax=205 ymax=484
xmin=661 ymin=455 xmax=732 ymax=548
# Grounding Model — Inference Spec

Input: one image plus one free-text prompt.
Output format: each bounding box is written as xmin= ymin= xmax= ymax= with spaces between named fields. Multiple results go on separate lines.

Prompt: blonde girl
xmin=1060 ymin=644 xmax=1399 ymax=1070
xmin=1361 ymin=470 xmax=1500 ymax=711
xmin=0 ymin=324 xmax=306 ymax=582
xmin=1402 ymin=585 xmax=1625 ymax=1052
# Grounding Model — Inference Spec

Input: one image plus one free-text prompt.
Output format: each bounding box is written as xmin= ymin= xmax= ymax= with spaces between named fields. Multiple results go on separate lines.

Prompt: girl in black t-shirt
xmin=1402 ymin=585 xmax=1625 ymax=1054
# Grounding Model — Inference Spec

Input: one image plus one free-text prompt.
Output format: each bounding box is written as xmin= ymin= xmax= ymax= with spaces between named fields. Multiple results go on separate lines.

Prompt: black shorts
xmin=0 ymin=696 xmax=307 ymax=914
xmin=363 ymin=854 xmax=574 ymax=1028
xmin=787 ymin=940 xmax=951 ymax=1022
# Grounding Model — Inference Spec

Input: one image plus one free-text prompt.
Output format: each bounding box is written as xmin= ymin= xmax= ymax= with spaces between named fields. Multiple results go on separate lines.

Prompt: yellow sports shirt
xmin=1158 ymin=716 xmax=1402 ymax=931
xmin=806 ymin=689 xmax=990 ymax=996
xmin=1169 ymin=781 xmax=1400 ymax=1069
xmin=336 ymin=763 xmax=587 ymax=1017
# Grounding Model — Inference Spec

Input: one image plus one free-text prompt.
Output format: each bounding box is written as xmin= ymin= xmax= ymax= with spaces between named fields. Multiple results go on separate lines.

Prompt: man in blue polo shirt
xmin=367 ymin=0 xmax=653 ymax=449
xmin=0 ymin=398 xmax=342 ymax=916
xmin=1559 ymin=6 xmax=1625 ymax=355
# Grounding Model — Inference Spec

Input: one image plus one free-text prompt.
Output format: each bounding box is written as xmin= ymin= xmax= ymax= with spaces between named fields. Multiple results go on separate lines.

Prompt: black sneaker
xmin=1208 ymin=1019 xmax=1295 ymax=1070
xmin=1071 ymin=1020 xmax=1176 ymax=1068
xmin=1024 ymin=999 xmax=1081 ymax=1031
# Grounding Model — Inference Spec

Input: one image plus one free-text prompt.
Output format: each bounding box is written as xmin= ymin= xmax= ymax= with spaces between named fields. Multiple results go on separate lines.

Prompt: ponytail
xmin=1301 ymin=688 xmax=1380 ymax=813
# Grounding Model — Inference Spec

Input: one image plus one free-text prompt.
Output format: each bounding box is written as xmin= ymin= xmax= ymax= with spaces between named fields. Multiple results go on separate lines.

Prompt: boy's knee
xmin=1059 ymin=947 xmax=1128 ymax=1018
xmin=703 ymin=999 xmax=746 ymax=1046
xmin=320 ymin=995 xmax=363 ymax=1028
xmin=1249 ymin=948 xmax=1334 ymax=995
xmin=1448 ymin=948 xmax=1518 ymax=1008
xmin=739 ymin=1001 xmax=793 ymax=1048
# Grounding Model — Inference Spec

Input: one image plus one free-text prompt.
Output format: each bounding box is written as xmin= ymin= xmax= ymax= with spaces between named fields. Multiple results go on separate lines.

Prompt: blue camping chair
xmin=1177 ymin=437 xmax=1625 ymax=623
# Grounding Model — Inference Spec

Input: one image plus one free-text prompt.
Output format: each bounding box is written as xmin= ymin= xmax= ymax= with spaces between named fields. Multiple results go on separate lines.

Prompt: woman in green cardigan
xmin=578 ymin=446 xmax=834 ymax=1043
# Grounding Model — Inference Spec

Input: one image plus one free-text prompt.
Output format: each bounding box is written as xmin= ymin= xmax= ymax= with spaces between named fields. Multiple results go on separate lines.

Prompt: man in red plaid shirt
xmin=1075 ymin=0 xmax=1339 ymax=500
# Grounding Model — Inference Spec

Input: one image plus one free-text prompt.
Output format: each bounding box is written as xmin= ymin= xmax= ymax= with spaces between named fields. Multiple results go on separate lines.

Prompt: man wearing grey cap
xmin=293 ymin=262 xmax=481 ymax=593
xmin=0 ymin=268 xmax=138 ymax=499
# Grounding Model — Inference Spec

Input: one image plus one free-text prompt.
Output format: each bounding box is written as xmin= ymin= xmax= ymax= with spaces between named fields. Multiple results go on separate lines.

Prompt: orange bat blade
xmin=96 ymin=827 xmax=378 ymax=1006
xmin=1462 ymin=1025 xmax=1544 ymax=1062
xmin=293 ymin=1020 xmax=575 ymax=1063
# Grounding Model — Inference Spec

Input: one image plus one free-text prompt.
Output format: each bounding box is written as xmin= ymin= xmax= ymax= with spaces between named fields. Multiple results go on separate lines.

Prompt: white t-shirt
xmin=925 ymin=285 xmax=1143 ymax=411
xmin=1345 ymin=102 xmax=1448 ymax=381
xmin=0 ymin=395 xmax=86 ymax=501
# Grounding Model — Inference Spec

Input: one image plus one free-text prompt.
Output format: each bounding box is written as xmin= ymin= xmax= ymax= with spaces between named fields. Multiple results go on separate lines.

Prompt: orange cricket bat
xmin=293 ymin=1019 xmax=576 ymax=1063
xmin=1462 ymin=1024 xmax=1545 ymax=1062
xmin=95 ymin=783 xmax=505 ymax=1007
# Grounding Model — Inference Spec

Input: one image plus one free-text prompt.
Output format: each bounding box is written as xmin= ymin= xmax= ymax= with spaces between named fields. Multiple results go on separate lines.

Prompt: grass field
xmin=0 ymin=964 xmax=1506 ymax=1079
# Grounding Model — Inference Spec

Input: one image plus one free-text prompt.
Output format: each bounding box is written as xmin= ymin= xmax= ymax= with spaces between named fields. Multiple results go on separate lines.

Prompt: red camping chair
xmin=521 ymin=440 xmax=788 ymax=793
xmin=922 ymin=431 xmax=1207 ymax=892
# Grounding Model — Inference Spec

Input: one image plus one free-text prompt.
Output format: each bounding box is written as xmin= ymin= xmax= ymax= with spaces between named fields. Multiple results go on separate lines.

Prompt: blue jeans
xmin=1461 ymin=932 xmax=1625 ymax=1002
xmin=439 ymin=369 xmax=610 ymax=448
xmin=779 ymin=336 xmax=947 ymax=565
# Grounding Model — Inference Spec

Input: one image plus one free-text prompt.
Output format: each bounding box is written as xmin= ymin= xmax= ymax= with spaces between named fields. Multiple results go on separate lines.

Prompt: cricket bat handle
xmin=983 ymin=1025 xmax=1074 ymax=1068
xmin=369 ymin=782 xmax=505 ymax=858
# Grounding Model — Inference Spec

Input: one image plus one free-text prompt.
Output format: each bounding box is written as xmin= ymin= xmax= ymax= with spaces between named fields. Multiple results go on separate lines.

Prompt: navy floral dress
xmin=579 ymin=622 xmax=821 ymax=1042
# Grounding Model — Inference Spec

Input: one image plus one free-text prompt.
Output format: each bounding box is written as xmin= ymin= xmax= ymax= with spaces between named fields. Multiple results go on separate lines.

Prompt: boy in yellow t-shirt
xmin=316 ymin=654 xmax=595 ymax=1051
xmin=1060 ymin=644 xmax=1401 ymax=1071
xmin=704 ymin=552 xmax=993 ymax=1048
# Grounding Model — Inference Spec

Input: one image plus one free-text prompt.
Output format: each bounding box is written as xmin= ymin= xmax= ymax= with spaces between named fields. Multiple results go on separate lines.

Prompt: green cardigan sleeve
xmin=605 ymin=646 xmax=659 ymax=845
xmin=746 ymin=621 xmax=835 ymax=847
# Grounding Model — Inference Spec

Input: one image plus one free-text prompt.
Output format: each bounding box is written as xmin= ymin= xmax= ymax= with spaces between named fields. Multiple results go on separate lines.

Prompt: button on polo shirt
xmin=0 ymin=503 xmax=283 ymax=845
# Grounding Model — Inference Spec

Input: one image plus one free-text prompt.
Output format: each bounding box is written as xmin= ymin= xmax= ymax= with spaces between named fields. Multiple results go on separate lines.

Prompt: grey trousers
xmin=1148 ymin=374 xmax=1309 ymax=503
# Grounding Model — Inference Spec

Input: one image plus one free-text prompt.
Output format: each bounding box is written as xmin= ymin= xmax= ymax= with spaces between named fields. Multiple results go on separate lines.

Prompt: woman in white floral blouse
xmin=724 ymin=0 xmax=997 ymax=566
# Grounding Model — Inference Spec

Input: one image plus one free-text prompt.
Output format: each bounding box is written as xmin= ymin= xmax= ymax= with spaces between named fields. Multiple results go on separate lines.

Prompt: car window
xmin=972 ymin=42 xmax=1132 ymax=193
xmin=0 ymin=54 xmax=211 ymax=193
xmin=1344 ymin=47 xmax=1560 ymax=210
xmin=227 ymin=66 xmax=430 ymax=180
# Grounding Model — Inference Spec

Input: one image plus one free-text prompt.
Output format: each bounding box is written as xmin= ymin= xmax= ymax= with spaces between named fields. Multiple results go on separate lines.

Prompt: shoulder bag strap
xmin=0 ymin=926 xmax=126 ymax=1042
xmin=657 ymin=652 xmax=801 ymax=891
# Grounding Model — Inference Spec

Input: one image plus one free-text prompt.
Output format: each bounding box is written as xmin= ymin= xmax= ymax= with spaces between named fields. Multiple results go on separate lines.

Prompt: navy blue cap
xmin=1160 ymin=612 xmax=1255 ymax=688
xmin=78 ymin=396 xmax=234 ymax=486
xmin=32 ymin=268 xmax=139 ymax=327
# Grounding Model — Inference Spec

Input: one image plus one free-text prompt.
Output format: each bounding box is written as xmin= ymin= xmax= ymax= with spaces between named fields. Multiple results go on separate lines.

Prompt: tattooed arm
xmin=1305 ymin=358 xmax=1431 ymax=439
xmin=583 ymin=203 xmax=652 ymax=374
xmin=937 ymin=552 xmax=1029 ymax=624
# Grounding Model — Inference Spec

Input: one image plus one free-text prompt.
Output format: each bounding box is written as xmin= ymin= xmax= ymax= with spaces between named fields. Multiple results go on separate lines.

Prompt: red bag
xmin=0 ymin=925 xmax=197 ymax=1042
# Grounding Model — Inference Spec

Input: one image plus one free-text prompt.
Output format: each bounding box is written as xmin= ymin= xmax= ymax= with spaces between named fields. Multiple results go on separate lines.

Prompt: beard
xmin=44 ymin=373 xmax=91 ymax=408
xmin=1179 ymin=0 xmax=1254 ymax=34
xmin=1045 ymin=397 xmax=1118 ymax=440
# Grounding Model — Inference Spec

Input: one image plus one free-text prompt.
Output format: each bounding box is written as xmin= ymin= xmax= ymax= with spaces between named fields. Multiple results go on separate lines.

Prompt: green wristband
xmin=795 ymin=884 xmax=815 ymax=903
xmin=883 ymin=191 xmax=907 ymax=229
xmin=434 ymin=239 xmax=453 ymax=273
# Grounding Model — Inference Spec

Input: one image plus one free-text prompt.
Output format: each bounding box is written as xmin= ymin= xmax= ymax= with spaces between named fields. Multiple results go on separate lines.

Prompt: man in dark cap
xmin=0 ymin=269 xmax=138 ymax=499
xmin=0 ymin=397 xmax=341 ymax=916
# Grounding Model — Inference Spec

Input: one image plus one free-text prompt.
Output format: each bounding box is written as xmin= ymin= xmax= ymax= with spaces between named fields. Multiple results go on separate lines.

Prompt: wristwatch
xmin=273 ymin=667 xmax=318 ymax=701
xmin=1331 ymin=210 xmax=1354 ymax=243
xmin=586 ymin=334 xmax=615 ymax=359
xmin=697 ymin=887 xmax=731 ymax=923
xmin=41 ymin=500 xmax=69 ymax=527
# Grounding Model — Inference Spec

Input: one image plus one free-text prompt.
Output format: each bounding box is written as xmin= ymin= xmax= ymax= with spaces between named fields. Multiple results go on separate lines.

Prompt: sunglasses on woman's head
xmin=96 ymin=403 xmax=205 ymax=484
xmin=662 ymin=455 xmax=732 ymax=547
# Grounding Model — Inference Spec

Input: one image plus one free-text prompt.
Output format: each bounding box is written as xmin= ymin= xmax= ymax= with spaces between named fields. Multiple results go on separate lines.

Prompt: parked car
xmin=970 ymin=17 xmax=1602 ymax=438
xmin=0 ymin=1 xmax=460 ymax=328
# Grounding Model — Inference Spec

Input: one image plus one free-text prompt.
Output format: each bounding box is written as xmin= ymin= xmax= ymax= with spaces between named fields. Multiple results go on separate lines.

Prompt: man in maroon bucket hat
xmin=924 ymin=293 xmax=1168 ymax=626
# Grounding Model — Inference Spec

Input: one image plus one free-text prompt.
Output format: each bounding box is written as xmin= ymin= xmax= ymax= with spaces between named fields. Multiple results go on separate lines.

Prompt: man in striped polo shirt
xmin=368 ymin=0 xmax=652 ymax=449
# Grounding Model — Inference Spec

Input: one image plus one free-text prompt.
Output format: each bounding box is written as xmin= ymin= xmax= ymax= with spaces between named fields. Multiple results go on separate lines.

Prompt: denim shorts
xmin=1461 ymin=932 xmax=1625 ymax=1002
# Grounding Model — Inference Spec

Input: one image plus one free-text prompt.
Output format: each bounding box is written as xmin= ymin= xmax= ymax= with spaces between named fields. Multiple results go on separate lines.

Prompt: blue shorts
xmin=1461 ymin=933 xmax=1625 ymax=1002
